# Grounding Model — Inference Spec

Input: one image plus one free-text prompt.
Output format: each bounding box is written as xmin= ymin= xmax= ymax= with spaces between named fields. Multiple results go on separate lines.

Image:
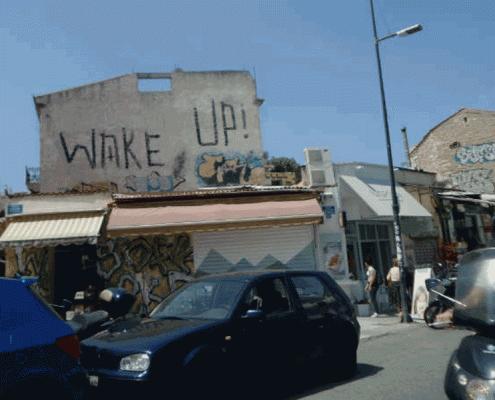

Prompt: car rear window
xmin=290 ymin=275 xmax=348 ymax=317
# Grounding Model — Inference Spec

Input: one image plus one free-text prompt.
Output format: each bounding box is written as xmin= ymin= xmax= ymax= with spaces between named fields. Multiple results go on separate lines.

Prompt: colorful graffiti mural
xmin=455 ymin=142 xmax=495 ymax=165
xmin=196 ymin=151 xmax=265 ymax=186
xmin=13 ymin=246 xmax=53 ymax=300
xmin=96 ymin=234 xmax=195 ymax=314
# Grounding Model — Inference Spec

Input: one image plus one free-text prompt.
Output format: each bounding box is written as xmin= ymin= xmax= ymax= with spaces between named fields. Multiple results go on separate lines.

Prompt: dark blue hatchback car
xmin=0 ymin=276 xmax=86 ymax=400
xmin=81 ymin=270 xmax=360 ymax=397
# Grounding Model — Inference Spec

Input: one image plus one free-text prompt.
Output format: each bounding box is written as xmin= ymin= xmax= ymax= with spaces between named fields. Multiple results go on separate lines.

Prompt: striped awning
xmin=0 ymin=211 xmax=106 ymax=248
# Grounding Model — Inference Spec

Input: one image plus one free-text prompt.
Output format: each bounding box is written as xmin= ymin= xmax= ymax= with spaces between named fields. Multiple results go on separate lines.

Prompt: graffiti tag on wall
xmin=96 ymin=234 xmax=194 ymax=314
xmin=59 ymin=129 xmax=164 ymax=169
xmin=196 ymin=151 xmax=265 ymax=186
xmin=455 ymin=142 xmax=495 ymax=165
xmin=451 ymin=168 xmax=495 ymax=193
xmin=194 ymin=100 xmax=249 ymax=147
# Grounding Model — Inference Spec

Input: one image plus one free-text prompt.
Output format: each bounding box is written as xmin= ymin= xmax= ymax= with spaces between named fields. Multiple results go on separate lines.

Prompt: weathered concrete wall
xmin=36 ymin=70 xmax=264 ymax=193
xmin=410 ymin=109 xmax=495 ymax=193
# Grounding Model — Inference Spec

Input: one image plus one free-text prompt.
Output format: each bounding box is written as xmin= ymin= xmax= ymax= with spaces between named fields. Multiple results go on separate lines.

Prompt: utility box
xmin=304 ymin=147 xmax=335 ymax=187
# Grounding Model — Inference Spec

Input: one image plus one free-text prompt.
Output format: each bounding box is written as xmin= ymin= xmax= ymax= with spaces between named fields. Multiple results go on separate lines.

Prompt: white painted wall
xmin=35 ymin=70 xmax=264 ymax=193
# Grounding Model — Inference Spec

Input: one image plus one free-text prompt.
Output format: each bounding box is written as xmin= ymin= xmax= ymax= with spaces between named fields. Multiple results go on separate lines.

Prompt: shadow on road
xmin=275 ymin=363 xmax=384 ymax=400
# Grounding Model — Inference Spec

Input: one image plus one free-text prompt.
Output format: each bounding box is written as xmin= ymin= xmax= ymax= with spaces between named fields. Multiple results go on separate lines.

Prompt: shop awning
xmin=107 ymin=199 xmax=323 ymax=237
xmin=438 ymin=191 xmax=495 ymax=207
xmin=340 ymin=175 xmax=432 ymax=218
xmin=0 ymin=211 xmax=106 ymax=248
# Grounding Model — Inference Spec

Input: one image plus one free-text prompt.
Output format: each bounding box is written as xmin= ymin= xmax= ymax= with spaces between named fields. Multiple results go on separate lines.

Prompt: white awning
xmin=0 ymin=211 xmax=106 ymax=248
xmin=339 ymin=175 xmax=432 ymax=218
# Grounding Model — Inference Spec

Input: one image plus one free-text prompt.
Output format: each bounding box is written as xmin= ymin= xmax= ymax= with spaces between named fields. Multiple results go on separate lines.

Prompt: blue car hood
xmin=82 ymin=317 xmax=220 ymax=353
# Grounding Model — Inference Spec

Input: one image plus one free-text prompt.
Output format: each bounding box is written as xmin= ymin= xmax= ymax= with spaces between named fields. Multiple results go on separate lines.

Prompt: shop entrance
xmin=345 ymin=221 xmax=394 ymax=284
xmin=54 ymin=245 xmax=84 ymax=305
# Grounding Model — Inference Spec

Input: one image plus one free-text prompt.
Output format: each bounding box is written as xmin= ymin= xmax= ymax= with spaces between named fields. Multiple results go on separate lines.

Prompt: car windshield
xmin=149 ymin=279 xmax=248 ymax=320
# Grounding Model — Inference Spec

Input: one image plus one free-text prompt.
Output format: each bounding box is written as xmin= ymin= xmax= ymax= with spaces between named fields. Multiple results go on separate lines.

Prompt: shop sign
xmin=322 ymin=206 xmax=336 ymax=219
xmin=7 ymin=204 xmax=23 ymax=215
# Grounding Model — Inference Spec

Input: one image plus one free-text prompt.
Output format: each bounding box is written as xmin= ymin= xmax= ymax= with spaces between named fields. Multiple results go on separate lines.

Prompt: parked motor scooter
xmin=54 ymin=288 xmax=136 ymax=341
xmin=424 ymin=277 xmax=458 ymax=329
xmin=444 ymin=247 xmax=495 ymax=400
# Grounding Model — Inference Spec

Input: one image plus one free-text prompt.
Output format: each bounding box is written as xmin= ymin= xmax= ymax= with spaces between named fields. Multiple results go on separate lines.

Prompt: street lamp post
xmin=369 ymin=0 xmax=422 ymax=323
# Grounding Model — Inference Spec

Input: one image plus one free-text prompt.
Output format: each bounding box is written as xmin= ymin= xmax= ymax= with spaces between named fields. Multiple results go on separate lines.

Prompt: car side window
xmin=290 ymin=275 xmax=344 ymax=318
xmin=241 ymin=278 xmax=292 ymax=318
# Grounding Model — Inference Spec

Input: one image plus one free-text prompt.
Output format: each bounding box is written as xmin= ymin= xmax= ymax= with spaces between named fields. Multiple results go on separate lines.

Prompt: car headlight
xmin=120 ymin=353 xmax=150 ymax=372
xmin=466 ymin=379 xmax=492 ymax=400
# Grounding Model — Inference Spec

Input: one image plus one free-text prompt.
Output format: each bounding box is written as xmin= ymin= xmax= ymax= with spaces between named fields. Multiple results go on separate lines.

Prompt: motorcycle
xmin=53 ymin=288 xmax=137 ymax=341
xmin=444 ymin=247 xmax=495 ymax=400
xmin=424 ymin=277 xmax=458 ymax=329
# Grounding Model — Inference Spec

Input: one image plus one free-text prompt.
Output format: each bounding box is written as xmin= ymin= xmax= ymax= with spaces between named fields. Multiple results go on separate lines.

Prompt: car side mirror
xmin=241 ymin=309 xmax=265 ymax=320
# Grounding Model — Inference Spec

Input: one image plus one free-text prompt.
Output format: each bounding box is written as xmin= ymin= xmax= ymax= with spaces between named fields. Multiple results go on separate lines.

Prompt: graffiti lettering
xmin=101 ymin=133 xmax=120 ymax=168
xmin=60 ymin=129 xmax=169 ymax=170
xmin=124 ymin=172 xmax=174 ymax=192
xmin=451 ymin=168 xmax=495 ymax=193
xmin=242 ymin=108 xmax=247 ymax=129
xmin=221 ymin=102 xmax=236 ymax=146
xmin=145 ymin=132 xmax=164 ymax=167
xmin=122 ymin=128 xmax=142 ymax=169
xmin=195 ymin=100 xmax=218 ymax=146
xmin=60 ymin=130 xmax=96 ymax=169
xmin=455 ymin=142 xmax=495 ymax=165
xmin=195 ymin=100 xmax=248 ymax=147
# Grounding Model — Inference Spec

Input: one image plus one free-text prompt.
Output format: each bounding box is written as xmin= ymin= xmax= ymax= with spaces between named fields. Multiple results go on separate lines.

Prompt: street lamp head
xmin=397 ymin=24 xmax=423 ymax=38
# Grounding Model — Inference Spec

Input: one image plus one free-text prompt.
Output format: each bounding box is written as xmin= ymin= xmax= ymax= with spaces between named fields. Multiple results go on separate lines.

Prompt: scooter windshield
xmin=455 ymin=248 xmax=495 ymax=330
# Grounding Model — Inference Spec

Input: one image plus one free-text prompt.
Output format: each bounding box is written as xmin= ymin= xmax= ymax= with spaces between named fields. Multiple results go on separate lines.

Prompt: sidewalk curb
xmin=358 ymin=316 xmax=423 ymax=342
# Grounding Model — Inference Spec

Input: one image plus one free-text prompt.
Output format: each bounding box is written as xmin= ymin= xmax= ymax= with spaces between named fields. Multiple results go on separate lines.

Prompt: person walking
xmin=364 ymin=258 xmax=379 ymax=318
xmin=387 ymin=256 xmax=402 ymax=317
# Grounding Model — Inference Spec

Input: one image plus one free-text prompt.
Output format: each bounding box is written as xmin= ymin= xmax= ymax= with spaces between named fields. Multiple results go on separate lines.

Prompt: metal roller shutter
xmin=193 ymin=226 xmax=318 ymax=276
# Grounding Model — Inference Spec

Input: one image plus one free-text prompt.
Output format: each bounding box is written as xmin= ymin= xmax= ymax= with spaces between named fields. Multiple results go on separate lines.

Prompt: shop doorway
xmin=54 ymin=245 xmax=84 ymax=305
xmin=346 ymin=221 xmax=394 ymax=284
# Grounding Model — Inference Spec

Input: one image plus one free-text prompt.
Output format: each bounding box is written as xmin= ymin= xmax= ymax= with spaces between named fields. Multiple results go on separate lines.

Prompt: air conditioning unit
xmin=304 ymin=147 xmax=335 ymax=187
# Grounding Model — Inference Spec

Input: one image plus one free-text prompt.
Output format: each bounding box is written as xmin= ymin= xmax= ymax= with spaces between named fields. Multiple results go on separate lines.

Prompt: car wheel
xmin=319 ymin=334 xmax=357 ymax=382
xmin=336 ymin=344 xmax=357 ymax=381
xmin=185 ymin=352 xmax=233 ymax=399
xmin=424 ymin=303 xmax=443 ymax=329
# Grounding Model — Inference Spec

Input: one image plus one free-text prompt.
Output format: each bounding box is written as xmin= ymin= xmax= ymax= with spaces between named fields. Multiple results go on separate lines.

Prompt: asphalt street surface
xmin=259 ymin=319 xmax=471 ymax=400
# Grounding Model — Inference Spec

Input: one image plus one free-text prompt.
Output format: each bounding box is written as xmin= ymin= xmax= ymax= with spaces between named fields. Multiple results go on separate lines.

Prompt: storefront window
xmin=347 ymin=222 xmax=393 ymax=284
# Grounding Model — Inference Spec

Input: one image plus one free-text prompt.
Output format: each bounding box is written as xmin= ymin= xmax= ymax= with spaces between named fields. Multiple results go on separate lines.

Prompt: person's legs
xmin=369 ymin=285 xmax=379 ymax=316
xmin=392 ymin=282 xmax=401 ymax=312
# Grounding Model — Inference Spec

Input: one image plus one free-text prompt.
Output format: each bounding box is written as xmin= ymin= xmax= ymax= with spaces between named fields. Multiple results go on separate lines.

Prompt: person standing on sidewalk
xmin=387 ymin=256 xmax=402 ymax=317
xmin=365 ymin=258 xmax=379 ymax=318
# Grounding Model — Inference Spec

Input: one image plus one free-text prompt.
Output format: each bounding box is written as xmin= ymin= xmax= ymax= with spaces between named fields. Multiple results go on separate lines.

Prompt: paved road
xmin=265 ymin=322 xmax=471 ymax=400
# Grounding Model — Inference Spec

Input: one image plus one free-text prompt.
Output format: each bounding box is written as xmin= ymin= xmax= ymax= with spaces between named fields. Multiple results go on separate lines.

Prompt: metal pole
xmin=402 ymin=127 xmax=412 ymax=168
xmin=370 ymin=0 xmax=412 ymax=323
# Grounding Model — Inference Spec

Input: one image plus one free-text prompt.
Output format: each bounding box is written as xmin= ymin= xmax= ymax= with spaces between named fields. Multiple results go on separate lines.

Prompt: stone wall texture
xmin=410 ymin=109 xmax=495 ymax=193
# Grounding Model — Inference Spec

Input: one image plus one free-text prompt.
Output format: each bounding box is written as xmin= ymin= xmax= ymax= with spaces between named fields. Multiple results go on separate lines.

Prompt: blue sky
xmin=2 ymin=0 xmax=495 ymax=193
